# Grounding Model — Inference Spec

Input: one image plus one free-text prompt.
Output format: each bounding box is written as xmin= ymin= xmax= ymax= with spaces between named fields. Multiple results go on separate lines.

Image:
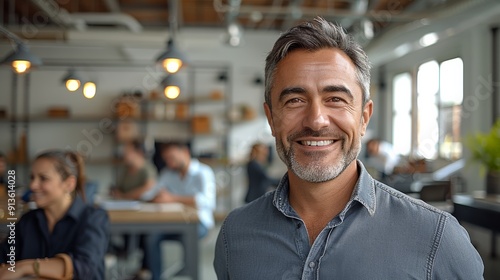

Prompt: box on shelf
xmin=114 ymin=97 xmax=141 ymax=119
xmin=47 ymin=107 xmax=70 ymax=118
xmin=191 ymin=115 xmax=211 ymax=134
xmin=175 ymin=103 xmax=189 ymax=120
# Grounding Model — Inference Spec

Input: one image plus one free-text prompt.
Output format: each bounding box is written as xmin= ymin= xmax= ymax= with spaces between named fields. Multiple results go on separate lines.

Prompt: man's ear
xmin=263 ymin=102 xmax=275 ymax=137
xmin=360 ymin=100 xmax=373 ymax=136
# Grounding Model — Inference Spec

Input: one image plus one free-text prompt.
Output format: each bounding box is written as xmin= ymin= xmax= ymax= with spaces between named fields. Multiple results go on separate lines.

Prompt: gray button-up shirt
xmin=214 ymin=161 xmax=484 ymax=279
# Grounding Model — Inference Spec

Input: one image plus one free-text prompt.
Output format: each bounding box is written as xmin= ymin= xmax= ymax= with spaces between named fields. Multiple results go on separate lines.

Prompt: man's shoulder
xmin=189 ymin=159 xmax=214 ymax=174
xmin=373 ymin=180 xmax=452 ymax=220
xmin=224 ymin=192 xmax=276 ymax=225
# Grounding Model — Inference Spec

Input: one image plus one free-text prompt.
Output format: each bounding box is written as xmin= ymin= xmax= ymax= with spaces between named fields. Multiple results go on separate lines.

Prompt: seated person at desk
xmin=244 ymin=142 xmax=281 ymax=203
xmin=142 ymin=141 xmax=216 ymax=280
xmin=0 ymin=150 xmax=109 ymax=280
xmin=365 ymin=138 xmax=402 ymax=177
xmin=111 ymin=140 xmax=157 ymax=200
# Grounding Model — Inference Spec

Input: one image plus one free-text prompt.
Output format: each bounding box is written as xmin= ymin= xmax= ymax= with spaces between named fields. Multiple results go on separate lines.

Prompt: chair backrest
xmin=85 ymin=181 xmax=98 ymax=205
xmin=419 ymin=180 xmax=451 ymax=202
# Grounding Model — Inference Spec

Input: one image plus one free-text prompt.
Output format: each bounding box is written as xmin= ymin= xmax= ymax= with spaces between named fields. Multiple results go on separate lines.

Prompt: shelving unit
xmin=3 ymin=62 xmax=236 ymax=217
xmin=124 ymin=63 xmax=235 ymax=216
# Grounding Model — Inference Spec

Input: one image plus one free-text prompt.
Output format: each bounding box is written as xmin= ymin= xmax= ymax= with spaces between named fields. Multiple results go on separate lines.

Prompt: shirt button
xmin=309 ymin=262 xmax=316 ymax=268
xmin=296 ymin=223 xmax=301 ymax=229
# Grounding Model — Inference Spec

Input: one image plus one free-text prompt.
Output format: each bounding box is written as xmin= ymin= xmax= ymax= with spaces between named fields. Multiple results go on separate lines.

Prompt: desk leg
xmin=179 ymin=223 xmax=199 ymax=280
xmin=492 ymin=231 xmax=497 ymax=259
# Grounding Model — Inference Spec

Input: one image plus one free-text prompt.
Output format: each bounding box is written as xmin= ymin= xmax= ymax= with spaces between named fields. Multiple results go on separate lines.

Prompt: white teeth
xmin=302 ymin=140 xmax=334 ymax=146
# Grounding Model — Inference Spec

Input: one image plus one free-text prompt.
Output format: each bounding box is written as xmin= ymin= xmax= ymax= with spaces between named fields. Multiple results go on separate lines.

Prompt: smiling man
xmin=214 ymin=17 xmax=483 ymax=279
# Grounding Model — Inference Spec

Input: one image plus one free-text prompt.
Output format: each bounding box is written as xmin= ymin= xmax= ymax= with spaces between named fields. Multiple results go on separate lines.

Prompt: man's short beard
xmin=275 ymin=131 xmax=360 ymax=183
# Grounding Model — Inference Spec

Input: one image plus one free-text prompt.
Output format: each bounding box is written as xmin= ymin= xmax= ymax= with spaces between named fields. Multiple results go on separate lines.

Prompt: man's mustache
xmin=287 ymin=128 xmax=344 ymax=142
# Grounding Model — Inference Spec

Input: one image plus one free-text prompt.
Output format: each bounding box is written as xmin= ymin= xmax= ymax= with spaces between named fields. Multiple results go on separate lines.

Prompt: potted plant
xmin=465 ymin=119 xmax=500 ymax=195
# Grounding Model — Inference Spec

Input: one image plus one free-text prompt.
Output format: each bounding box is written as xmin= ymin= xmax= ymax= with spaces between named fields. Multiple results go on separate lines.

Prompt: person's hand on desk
xmin=151 ymin=189 xmax=176 ymax=203
xmin=152 ymin=189 xmax=197 ymax=207
xmin=109 ymin=187 xmax=124 ymax=199
xmin=0 ymin=260 xmax=33 ymax=279
xmin=0 ymin=256 xmax=69 ymax=280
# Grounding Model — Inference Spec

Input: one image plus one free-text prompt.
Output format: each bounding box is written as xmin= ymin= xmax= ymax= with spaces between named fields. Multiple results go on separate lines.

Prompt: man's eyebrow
xmin=323 ymin=85 xmax=354 ymax=101
xmin=278 ymin=87 xmax=306 ymax=103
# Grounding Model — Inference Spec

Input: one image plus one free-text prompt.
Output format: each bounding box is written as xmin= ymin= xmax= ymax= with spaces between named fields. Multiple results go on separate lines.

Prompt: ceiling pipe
xmin=30 ymin=0 xmax=142 ymax=33
xmin=365 ymin=0 xmax=499 ymax=66
xmin=236 ymin=4 xmax=437 ymax=22
xmin=30 ymin=0 xmax=87 ymax=30
xmin=70 ymin=13 xmax=142 ymax=33
xmin=0 ymin=24 xmax=23 ymax=44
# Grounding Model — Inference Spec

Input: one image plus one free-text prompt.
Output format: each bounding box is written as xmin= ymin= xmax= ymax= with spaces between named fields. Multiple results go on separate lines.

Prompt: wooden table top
xmin=107 ymin=202 xmax=199 ymax=224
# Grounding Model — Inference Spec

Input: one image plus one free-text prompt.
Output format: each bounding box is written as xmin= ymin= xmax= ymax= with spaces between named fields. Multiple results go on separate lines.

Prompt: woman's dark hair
xmin=36 ymin=150 xmax=86 ymax=201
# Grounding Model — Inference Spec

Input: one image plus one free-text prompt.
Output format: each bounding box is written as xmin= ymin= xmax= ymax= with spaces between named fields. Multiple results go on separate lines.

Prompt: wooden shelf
xmin=0 ymin=115 xmax=111 ymax=123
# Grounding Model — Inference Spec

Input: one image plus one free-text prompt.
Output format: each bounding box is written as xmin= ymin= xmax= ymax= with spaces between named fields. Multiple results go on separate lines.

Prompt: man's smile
xmin=299 ymin=140 xmax=335 ymax=147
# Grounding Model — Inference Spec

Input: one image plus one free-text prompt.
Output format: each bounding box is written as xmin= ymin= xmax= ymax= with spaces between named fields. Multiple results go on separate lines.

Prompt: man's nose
xmin=303 ymin=101 xmax=330 ymax=131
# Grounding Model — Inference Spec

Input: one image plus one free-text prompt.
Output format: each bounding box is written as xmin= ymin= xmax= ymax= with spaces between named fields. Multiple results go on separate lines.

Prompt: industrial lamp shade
xmin=161 ymin=74 xmax=181 ymax=99
xmin=62 ymin=69 xmax=82 ymax=92
xmin=1 ymin=43 xmax=42 ymax=74
xmin=156 ymin=39 xmax=187 ymax=74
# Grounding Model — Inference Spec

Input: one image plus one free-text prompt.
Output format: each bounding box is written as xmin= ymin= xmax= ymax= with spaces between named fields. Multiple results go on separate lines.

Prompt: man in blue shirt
xmin=214 ymin=17 xmax=484 ymax=279
xmin=143 ymin=141 xmax=215 ymax=280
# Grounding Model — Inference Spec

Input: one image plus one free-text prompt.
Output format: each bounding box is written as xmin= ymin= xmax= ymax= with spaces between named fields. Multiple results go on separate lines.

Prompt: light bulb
xmin=164 ymin=85 xmax=180 ymax=99
xmin=12 ymin=60 xmax=31 ymax=74
xmin=162 ymin=58 xmax=182 ymax=73
xmin=65 ymin=79 xmax=81 ymax=92
xmin=83 ymin=82 xmax=96 ymax=99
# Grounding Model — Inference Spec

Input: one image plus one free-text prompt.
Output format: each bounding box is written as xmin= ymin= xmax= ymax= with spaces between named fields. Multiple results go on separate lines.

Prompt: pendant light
xmin=62 ymin=69 xmax=83 ymax=92
xmin=156 ymin=38 xmax=186 ymax=73
xmin=0 ymin=25 xmax=42 ymax=74
xmin=155 ymin=0 xmax=187 ymax=74
xmin=1 ymin=43 xmax=42 ymax=74
xmin=161 ymin=74 xmax=181 ymax=99
xmin=83 ymin=82 xmax=97 ymax=99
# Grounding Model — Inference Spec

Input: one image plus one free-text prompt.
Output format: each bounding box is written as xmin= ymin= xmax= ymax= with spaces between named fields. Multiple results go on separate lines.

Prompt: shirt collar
xmin=186 ymin=158 xmax=200 ymax=175
xmin=66 ymin=195 xmax=87 ymax=220
xmin=273 ymin=160 xmax=376 ymax=218
xmin=34 ymin=194 xmax=87 ymax=222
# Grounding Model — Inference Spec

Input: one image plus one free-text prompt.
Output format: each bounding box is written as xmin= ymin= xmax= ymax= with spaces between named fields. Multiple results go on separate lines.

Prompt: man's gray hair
xmin=264 ymin=17 xmax=371 ymax=108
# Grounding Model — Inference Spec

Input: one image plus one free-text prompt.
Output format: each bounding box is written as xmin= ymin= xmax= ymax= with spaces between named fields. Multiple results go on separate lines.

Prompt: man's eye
xmin=285 ymin=98 xmax=302 ymax=104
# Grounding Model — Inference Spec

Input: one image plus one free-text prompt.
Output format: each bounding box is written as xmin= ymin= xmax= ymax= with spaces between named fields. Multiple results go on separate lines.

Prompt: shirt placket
xmin=300 ymin=226 xmax=333 ymax=280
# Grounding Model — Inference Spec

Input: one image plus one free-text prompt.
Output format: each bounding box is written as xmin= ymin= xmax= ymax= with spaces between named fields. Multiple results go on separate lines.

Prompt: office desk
xmin=453 ymin=194 xmax=500 ymax=258
xmin=107 ymin=203 xmax=200 ymax=280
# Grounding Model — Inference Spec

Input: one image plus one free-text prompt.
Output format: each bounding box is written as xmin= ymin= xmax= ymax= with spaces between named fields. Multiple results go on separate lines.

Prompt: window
xmin=392 ymin=73 xmax=412 ymax=156
xmin=417 ymin=61 xmax=440 ymax=159
xmin=438 ymin=58 xmax=463 ymax=159
xmin=391 ymin=57 xmax=463 ymax=160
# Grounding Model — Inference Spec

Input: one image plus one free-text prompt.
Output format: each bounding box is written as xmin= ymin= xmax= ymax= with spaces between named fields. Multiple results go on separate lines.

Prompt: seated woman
xmin=0 ymin=150 xmax=109 ymax=280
